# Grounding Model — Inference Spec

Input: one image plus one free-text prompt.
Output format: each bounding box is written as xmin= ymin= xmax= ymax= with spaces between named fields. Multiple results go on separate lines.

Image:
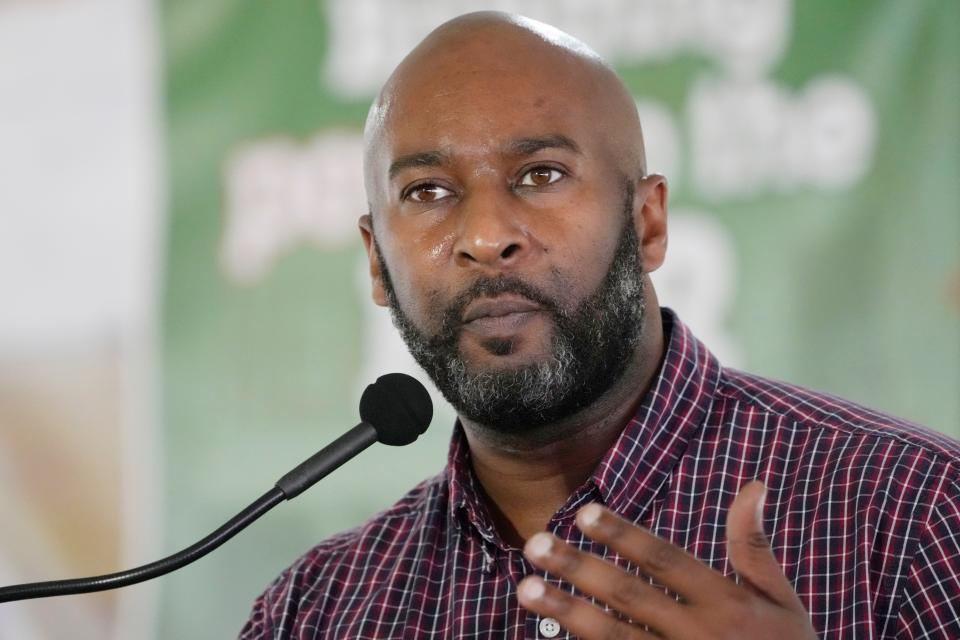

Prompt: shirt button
xmin=538 ymin=617 xmax=561 ymax=638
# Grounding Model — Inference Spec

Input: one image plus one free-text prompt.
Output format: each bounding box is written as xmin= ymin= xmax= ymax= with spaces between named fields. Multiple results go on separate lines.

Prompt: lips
xmin=461 ymin=296 xmax=542 ymax=324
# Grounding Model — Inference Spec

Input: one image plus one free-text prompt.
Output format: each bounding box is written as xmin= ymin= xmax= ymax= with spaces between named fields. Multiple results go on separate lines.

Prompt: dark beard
xmin=375 ymin=183 xmax=646 ymax=433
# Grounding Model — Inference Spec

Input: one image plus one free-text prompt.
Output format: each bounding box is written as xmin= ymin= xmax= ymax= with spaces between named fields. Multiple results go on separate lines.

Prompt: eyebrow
xmin=387 ymin=134 xmax=581 ymax=180
xmin=388 ymin=151 xmax=447 ymax=180
xmin=504 ymin=134 xmax=581 ymax=157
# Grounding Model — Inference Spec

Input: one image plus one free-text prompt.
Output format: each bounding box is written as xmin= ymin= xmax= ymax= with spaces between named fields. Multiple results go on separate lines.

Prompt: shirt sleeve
xmin=894 ymin=477 xmax=960 ymax=639
xmin=237 ymin=569 xmax=298 ymax=640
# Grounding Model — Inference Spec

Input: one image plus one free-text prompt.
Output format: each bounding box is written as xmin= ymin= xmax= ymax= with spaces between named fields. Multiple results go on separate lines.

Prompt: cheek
xmin=382 ymin=226 xmax=457 ymax=319
xmin=542 ymin=214 xmax=622 ymax=299
xmin=426 ymin=230 xmax=457 ymax=262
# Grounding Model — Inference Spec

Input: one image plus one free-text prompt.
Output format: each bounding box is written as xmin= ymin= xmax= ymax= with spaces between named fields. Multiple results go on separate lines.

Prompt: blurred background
xmin=0 ymin=0 xmax=957 ymax=637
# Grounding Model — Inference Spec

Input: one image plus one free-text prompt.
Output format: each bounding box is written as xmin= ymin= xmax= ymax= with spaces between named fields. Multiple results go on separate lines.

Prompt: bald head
xmin=356 ymin=12 xmax=669 ymax=437
xmin=363 ymin=12 xmax=647 ymax=211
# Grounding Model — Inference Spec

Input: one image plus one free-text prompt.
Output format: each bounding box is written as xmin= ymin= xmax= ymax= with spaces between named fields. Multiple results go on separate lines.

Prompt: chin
xmin=460 ymin=337 xmax=554 ymax=369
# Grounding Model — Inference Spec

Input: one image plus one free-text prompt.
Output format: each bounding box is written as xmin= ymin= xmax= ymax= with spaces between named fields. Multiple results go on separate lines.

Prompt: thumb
xmin=726 ymin=481 xmax=804 ymax=611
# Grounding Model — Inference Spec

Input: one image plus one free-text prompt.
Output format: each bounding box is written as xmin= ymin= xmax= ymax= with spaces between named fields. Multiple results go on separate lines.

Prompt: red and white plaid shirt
xmin=240 ymin=311 xmax=960 ymax=639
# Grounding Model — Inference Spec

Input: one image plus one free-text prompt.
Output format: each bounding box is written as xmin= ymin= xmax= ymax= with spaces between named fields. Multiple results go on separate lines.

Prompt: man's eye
xmin=406 ymin=184 xmax=454 ymax=203
xmin=519 ymin=167 xmax=563 ymax=187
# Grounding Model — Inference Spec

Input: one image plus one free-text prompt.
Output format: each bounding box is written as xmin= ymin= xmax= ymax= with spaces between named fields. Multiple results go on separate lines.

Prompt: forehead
xmin=374 ymin=29 xmax=617 ymax=159
xmin=362 ymin=23 xmax=646 ymax=201
xmin=384 ymin=68 xmax=596 ymax=160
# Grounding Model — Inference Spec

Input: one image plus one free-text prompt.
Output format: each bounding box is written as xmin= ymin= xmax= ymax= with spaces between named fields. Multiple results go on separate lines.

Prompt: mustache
xmin=432 ymin=276 xmax=564 ymax=341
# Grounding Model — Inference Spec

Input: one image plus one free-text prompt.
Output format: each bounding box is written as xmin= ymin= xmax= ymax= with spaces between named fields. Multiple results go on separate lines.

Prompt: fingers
xmin=518 ymin=489 xmax=814 ymax=639
xmin=572 ymin=503 xmax=736 ymax=603
xmin=517 ymin=575 xmax=661 ymax=640
xmin=523 ymin=531 xmax=683 ymax=632
xmin=726 ymin=481 xmax=806 ymax=611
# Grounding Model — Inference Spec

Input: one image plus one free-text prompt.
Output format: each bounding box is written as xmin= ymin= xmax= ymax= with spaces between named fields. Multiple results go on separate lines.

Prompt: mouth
xmin=460 ymin=295 xmax=545 ymax=338
xmin=461 ymin=295 xmax=543 ymax=324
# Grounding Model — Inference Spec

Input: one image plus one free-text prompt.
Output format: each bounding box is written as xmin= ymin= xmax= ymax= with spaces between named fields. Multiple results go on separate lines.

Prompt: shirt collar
xmin=446 ymin=421 xmax=500 ymax=543
xmin=445 ymin=308 xmax=721 ymax=539
xmin=590 ymin=309 xmax=721 ymax=520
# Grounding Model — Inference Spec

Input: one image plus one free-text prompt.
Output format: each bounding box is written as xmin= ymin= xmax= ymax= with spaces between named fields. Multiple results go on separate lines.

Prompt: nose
xmin=452 ymin=191 xmax=531 ymax=270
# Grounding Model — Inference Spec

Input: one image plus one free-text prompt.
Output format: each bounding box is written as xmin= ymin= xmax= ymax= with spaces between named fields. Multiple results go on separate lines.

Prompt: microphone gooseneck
xmin=0 ymin=488 xmax=287 ymax=603
xmin=277 ymin=372 xmax=433 ymax=499
xmin=0 ymin=373 xmax=432 ymax=604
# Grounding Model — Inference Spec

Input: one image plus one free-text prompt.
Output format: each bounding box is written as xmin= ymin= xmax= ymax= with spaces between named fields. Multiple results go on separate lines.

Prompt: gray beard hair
xmin=427 ymin=325 xmax=580 ymax=418
xmin=374 ymin=182 xmax=646 ymax=434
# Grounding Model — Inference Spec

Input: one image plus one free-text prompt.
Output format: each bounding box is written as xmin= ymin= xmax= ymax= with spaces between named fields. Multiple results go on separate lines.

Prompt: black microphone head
xmin=359 ymin=373 xmax=433 ymax=446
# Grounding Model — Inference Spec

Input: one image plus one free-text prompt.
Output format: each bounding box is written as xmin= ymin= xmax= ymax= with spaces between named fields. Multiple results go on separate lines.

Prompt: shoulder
xmin=238 ymin=471 xmax=448 ymax=639
xmin=282 ymin=470 xmax=446 ymax=584
xmin=716 ymin=366 xmax=960 ymax=469
xmin=710 ymin=369 xmax=960 ymax=597
xmin=710 ymin=366 xmax=960 ymax=527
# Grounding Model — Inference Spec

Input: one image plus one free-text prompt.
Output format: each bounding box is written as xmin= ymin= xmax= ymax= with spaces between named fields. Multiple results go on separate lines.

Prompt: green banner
xmin=161 ymin=1 xmax=959 ymax=636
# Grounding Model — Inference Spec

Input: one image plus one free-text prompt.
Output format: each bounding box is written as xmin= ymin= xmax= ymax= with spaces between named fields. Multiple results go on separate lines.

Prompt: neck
xmin=460 ymin=306 xmax=665 ymax=547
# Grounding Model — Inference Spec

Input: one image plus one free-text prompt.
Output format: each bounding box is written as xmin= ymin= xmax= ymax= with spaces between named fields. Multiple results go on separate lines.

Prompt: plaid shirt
xmin=240 ymin=310 xmax=960 ymax=639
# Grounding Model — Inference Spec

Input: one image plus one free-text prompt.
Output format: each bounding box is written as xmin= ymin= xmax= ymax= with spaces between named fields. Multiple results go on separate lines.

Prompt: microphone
xmin=0 ymin=373 xmax=432 ymax=604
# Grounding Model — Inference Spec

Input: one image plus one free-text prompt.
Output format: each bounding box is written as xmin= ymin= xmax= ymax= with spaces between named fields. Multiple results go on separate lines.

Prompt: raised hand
xmin=517 ymin=481 xmax=818 ymax=639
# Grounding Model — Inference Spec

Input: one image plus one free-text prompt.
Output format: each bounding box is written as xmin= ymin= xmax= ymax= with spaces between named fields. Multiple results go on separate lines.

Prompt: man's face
xmin=375 ymin=184 xmax=645 ymax=430
xmin=362 ymin=49 xmax=651 ymax=431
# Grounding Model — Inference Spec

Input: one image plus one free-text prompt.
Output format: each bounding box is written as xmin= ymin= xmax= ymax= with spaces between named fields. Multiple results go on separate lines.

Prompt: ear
xmin=632 ymin=174 xmax=668 ymax=273
xmin=358 ymin=214 xmax=388 ymax=307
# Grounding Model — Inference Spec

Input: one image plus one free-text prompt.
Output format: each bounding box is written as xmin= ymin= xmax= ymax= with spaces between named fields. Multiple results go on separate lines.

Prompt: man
xmin=240 ymin=12 xmax=960 ymax=639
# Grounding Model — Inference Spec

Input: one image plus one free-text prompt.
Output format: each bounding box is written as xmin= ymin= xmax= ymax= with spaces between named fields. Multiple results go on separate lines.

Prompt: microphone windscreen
xmin=359 ymin=373 xmax=433 ymax=446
